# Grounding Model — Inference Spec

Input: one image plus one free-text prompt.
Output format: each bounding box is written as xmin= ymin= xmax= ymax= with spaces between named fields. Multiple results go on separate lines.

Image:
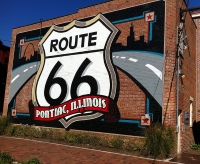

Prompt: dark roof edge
xmin=0 ymin=44 xmax=10 ymax=51
xmin=182 ymin=0 xmax=197 ymax=28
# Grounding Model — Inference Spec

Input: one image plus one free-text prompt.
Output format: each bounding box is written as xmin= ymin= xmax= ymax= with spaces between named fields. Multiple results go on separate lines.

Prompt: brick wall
xmin=192 ymin=12 xmax=200 ymax=145
xmin=14 ymin=76 xmax=35 ymax=113
xmin=3 ymin=0 xmax=197 ymax=152
xmin=4 ymin=0 xmax=164 ymax=117
xmin=161 ymin=0 xmax=197 ymax=152
xmin=117 ymin=69 xmax=146 ymax=120
xmin=179 ymin=9 xmax=196 ymax=152
xmin=162 ymin=0 xmax=178 ymax=127
xmin=193 ymin=15 xmax=200 ymax=122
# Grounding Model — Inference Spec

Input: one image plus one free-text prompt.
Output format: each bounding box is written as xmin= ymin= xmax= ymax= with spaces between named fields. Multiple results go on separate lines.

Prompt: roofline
xmin=181 ymin=1 xmax=197 ymax=28
xmin=192 ymin=13 xmax=200 ymax=18
xmin=0 ymin=44 xmax=10 ymax=51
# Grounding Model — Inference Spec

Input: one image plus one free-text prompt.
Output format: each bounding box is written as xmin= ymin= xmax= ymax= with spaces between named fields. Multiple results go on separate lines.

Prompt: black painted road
xmin=9 ymin=51 xmax=163 ymax=106
xmin=113 ymin=51 xmax=163 ymax=106
xmin=9 ymin=62 xmax=40 ymax=103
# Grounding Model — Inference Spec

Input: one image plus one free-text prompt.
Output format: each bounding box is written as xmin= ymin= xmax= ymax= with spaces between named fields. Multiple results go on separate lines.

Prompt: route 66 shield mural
xmin=9 ymin=1 xmax=165 ymax=134
xmin=32 ymin=13 xmax=120 ymax=128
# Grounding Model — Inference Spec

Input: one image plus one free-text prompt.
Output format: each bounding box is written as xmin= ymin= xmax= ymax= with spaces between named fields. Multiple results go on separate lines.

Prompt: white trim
xmin=177 ymin=112 xmax=181 ymax=153
xmin=192 ymin=13 xmax=200 ymax=18
xmin=190 ymin=101 xmax=193 ymax=127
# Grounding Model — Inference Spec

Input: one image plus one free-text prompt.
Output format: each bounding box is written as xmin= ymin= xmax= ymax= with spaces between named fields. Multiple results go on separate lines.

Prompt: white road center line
xmin=30 ymin=66 xmax=33 ymax=68
xmin=113 ymin=56 xmax=115 ymax=57
xmin=129 ymin=58 xmax=138 ymax=62
xmin=116 ymin=56 xmax=119 ymax=58
xmin=120 ymin=57 xmax=126 ymax=59
xmin=145 ymin=64 xmax=162 ymax=80
xmin=23 ymin=69 xmax=28 ymax=72
xmin=11 ymin=75 xmax=20 ymax=83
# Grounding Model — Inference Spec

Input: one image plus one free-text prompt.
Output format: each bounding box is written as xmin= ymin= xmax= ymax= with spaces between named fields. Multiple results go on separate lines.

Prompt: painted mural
xmin=9 ymin=1 xmax=165 ymax=135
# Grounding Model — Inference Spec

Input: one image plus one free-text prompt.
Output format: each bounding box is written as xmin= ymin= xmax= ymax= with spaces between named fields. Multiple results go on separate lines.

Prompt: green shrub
xmin=77 ymin=133 xmax=101 ymax=145
xmin=22 ymin=126 xmax=32 ymax=137
xmin=64 ymin=132 xmax=86 ymax=144
xmin=28 ymin=127 xmax=39 ymax=138
xmin=6 ymin=125 xmax=16 ymax=136
xmin=51 ymin=130 xmax=64 ymax=141
xmin=63 ymin=131 xmax=77 ymax=143
xmin=191 ymin=144 xmax=200 ymax=150
xmin=0 ymin=152 xmax=13 ymax=164
xmin=99 ymin=137 xmax=108 ymax=147
xmin=19 ymin=157 xmax=42 ymax=164
xmin=40 ymin=128 xmax=52 ymax=139
xmin=6 ymin=125 xmax=38 ymax=138
xmin=3 ymin=124 xmax=147 ymax=154
xmin=31 ymin=127 xmax=41 ymax=138
xmin=73 ymin=133 xmax=89 ymax=144
xmin=108 ymin=136 xmax=124 ymax=149
xmin=63 ymin=131 xmax=102 ymax=146
xmin=76 ymin=133 xmax=94 ymax=145
xmin=0 ymin=116 xmax=10 ymax=135
xmin=144 ymin=124 xmax=175 ymax=158
xmin=0 ymin=152 xmax=42 ymax=164
xmin=124 ymin=139 xmax=144 ymax=151
xmin=87 ymin=134 xmax=101 ymax=146
xmin=124 ymin=139 xmax=135 ymax=151
xmin=12 ymin=126 xmax=26 ymax=137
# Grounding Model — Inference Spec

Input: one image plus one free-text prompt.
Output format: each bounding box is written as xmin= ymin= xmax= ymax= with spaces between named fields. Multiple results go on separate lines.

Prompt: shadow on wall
xmin=192 ymin=121 xmax=200 ymax=144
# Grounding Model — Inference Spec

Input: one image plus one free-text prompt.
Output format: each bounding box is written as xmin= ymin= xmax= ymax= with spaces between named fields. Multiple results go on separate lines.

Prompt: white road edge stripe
xmin=129 ymin=58 xmax=138 ymax=62
xmin=145 ymin=64 xmax=162 ymax=80
xmin=23 ymin=69 xmax=28 ymax=72
xmin=11 ymin=75 xmax=20 ymax=83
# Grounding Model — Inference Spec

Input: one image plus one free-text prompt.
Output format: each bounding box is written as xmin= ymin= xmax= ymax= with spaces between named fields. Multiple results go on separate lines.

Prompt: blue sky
xmin=0 ymin=0 xmax=200 ymax=47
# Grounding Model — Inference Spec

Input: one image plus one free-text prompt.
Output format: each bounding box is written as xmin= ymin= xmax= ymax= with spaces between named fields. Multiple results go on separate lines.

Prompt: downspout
xmin=176 ymin=28 xmax=181 ymax=153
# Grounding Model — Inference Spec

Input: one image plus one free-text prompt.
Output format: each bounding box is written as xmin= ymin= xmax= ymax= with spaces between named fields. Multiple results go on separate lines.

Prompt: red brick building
xmin=192 ymin=10 xmax=200 ymax=145
xmin=3 ymin=0 xmax=198 ymax=153
xmin=193 ymin=11 xmax=200 ymax=122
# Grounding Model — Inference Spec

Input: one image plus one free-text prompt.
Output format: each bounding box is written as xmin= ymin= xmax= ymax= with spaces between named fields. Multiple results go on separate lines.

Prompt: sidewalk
xmin=0 ymin=136 xmax=179 ymax=164
xmin=170 ymin=152 xmax=200 ymax=164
